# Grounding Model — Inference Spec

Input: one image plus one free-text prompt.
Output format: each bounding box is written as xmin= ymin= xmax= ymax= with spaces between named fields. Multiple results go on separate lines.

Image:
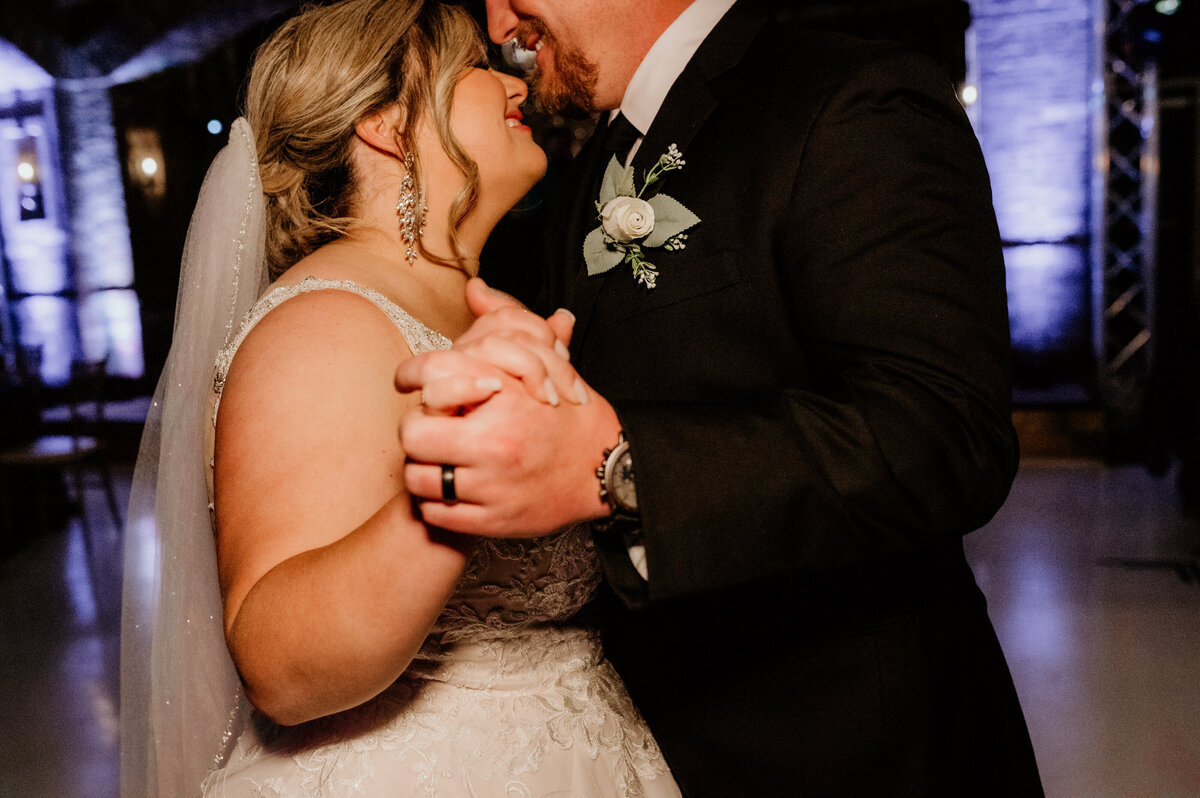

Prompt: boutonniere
xmin=583 ymin=144 xmax=701 ymax=290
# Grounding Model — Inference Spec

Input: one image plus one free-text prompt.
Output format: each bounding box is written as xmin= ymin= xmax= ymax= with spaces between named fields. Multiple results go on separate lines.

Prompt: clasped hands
xmin=395 ymin=278 xmax=621 ymax=536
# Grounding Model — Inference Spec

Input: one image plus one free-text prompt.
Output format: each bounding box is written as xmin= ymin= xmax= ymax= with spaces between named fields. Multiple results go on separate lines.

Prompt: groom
xmin=398 ymin=0 xmax=1044 ymax=794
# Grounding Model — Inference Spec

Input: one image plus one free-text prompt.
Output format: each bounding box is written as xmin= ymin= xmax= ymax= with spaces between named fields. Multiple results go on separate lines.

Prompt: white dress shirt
xmin=613 ymin=0 xmax=738 ymax=165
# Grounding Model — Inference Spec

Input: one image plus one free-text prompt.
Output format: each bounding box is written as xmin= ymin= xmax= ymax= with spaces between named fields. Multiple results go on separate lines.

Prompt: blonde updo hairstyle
xmin=245 ymin=0 xmax=487 ymax=279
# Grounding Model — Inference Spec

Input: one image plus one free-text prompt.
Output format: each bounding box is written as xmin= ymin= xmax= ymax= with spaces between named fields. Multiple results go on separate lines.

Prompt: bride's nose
xmin=497 ymin=71 xmax=529 ymax=107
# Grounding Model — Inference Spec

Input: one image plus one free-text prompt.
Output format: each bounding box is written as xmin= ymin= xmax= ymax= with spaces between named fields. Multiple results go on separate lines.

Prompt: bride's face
xmin=447 ymin=68 xmax=547 ymax=209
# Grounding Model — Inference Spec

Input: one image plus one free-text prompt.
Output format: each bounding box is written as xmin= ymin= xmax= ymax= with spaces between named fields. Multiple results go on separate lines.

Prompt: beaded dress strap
xmin=212 ymin=275 xmax=451 ymax=399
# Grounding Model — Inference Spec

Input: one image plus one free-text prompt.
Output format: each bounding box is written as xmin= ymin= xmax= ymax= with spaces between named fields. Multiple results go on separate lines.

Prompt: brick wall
xmin=969 ymin=0 xmax=1098 ymax=397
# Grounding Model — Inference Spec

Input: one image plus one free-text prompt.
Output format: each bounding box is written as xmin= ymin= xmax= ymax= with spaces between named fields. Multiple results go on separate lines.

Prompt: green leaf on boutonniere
xmin=643 ymin=194 xmax=701 ymax=248
xmin=583 ymin=225 xmax=624 ymax=276
xmin=598 ymin=157 xmax=636 ymax=208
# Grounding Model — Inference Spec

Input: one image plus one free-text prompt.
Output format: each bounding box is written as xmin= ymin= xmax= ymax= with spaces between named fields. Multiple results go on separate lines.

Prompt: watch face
xmin=611 ymin=449 xmax=638 ymax=512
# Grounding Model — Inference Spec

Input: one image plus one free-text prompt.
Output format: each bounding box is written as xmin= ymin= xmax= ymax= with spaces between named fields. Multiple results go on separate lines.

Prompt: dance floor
xmin=1 ymin=455 xmax=1197 ymax=797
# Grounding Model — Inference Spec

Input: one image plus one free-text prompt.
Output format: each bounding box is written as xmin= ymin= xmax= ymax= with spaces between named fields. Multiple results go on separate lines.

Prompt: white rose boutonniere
xmin=601 ymin=196 xmax=655 ymax=241
xmin=583 ymin=144 xmax=701 ymax=289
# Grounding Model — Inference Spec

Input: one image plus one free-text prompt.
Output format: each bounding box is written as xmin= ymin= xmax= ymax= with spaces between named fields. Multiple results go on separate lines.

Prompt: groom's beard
xmin=518 ymin=19 xmax=598 ymax=117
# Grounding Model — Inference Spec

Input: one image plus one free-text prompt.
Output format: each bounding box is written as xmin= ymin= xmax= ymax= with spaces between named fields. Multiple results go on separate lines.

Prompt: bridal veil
xmin=120 ymin=118 xmax=268 ymax=797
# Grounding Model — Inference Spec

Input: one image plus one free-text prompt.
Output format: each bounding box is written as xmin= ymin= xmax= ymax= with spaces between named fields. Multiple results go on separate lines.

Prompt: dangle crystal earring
xmin=397 ymin=151 xmax=425 ymax=266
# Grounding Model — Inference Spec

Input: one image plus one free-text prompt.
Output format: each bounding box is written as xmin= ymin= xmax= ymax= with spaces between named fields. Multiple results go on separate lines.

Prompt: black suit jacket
xmin=540 ymin=2 xmax=1043 ymax=794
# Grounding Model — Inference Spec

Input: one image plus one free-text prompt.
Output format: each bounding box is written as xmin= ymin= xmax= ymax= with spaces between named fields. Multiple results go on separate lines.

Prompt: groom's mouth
xmin=515 ymin=36 xmax=545 ymax=64
xmin=514 ymin=21 xmax=549 ymax=62
xmin=500 ymin=32 xmax=544 ymax=78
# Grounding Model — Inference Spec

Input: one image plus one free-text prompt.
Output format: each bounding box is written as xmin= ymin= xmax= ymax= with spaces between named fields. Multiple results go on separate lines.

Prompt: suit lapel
xmin=562 ymin=1 xmax=774 ymax=348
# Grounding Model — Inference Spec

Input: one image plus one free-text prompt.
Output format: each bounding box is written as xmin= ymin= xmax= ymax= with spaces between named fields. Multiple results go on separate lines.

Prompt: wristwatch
xmin=597 ymin=431 xmax=638 ymax=518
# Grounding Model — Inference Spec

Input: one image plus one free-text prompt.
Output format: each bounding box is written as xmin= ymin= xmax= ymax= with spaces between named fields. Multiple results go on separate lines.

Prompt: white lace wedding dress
xmin=200 ymin=277 xmax=680 ymax=798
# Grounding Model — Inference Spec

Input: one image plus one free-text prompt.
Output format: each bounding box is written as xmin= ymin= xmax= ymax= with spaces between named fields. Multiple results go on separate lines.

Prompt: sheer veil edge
xmin=119 ymin=118 xmax=268 ymax=798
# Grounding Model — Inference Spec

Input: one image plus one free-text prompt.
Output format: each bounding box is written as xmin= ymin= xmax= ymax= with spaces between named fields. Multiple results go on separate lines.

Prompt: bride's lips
xmin=506 ymin=110 xmax=530 ymax=133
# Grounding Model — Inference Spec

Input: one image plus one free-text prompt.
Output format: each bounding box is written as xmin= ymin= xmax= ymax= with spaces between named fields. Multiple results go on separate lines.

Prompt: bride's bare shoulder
xmin=224 ymin=284 xmax=413 ymax=408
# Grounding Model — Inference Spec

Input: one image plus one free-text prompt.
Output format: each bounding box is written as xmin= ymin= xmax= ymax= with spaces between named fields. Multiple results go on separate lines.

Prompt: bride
xmin=119 ymin=1 xmax=680 ymax=795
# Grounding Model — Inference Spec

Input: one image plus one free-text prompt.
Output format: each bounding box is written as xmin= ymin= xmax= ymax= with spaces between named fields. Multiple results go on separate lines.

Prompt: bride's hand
xmin=448 ymin=333 xmax=587 ymax=408
xmin=412 ymin=278 xmax=587 ymax=412
xmin=461 ymin=277 xmax=576 ymax=351
xmin=400 ymin=342 xmax=584 ymax=417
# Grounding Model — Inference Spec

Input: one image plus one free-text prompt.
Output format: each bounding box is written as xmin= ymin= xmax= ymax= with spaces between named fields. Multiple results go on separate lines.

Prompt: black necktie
xmin=600 ymin=113 xmax=641 ymax=165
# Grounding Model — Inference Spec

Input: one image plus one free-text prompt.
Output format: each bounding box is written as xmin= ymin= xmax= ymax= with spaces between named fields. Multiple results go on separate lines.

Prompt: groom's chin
xmin=530 ymin=76 xmax=596 ymax=119
xmin=527 ymin=51 xmax=600 ymax=119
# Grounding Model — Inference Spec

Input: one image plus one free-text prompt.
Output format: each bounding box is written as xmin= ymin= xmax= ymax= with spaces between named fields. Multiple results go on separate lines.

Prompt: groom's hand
xmin=393 ymin=276 xmax=620 ymax=535
xmin=395 ymin=361 xmax=621 ymax=536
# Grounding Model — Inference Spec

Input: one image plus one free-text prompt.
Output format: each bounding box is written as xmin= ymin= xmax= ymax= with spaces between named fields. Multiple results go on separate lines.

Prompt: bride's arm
xmin=213 ymin=289 xmax=471 ymax=727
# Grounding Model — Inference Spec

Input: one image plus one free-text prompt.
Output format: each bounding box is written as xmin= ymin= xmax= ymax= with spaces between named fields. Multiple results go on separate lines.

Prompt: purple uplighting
xmin=969 ymin=0 xmax=1097 ymax=392
xmin=1 ymin=39 xmax=143 ymax=384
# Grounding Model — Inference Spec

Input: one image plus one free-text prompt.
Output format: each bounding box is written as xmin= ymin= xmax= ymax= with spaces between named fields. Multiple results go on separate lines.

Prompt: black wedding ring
xmin=440 ymin=464 xmax=458 ymax=504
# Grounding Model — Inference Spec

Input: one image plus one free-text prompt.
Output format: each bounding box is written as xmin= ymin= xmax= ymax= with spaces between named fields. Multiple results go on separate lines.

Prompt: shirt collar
xmin=616 ymin=0 xmax=739 ymax=136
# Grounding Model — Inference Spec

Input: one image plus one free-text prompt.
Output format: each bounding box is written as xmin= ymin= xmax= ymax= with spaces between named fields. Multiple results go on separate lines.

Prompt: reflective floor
xmin=966 ymin=461 xmax=1200 ymax=798
xmin=0 ymin=458 xmax=1197 ymax=797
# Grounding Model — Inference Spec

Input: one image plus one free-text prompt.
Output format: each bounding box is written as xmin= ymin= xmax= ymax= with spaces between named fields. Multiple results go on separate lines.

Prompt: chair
xmin=0 ymin=357 xmax=123 ymax=610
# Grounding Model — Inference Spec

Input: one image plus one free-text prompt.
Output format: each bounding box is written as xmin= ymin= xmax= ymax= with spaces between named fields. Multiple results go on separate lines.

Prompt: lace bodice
xmin=202 ymin=277 xmax=672 ymax=798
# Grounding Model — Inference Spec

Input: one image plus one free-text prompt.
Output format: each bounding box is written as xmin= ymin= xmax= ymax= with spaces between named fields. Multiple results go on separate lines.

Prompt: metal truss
xmin=1093 ymin=0 xmax=1159 ymax=455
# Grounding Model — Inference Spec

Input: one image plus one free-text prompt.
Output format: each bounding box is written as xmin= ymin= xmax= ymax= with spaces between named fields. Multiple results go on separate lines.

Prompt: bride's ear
xmin=354 ymin=106 xmax=406 ymax=160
